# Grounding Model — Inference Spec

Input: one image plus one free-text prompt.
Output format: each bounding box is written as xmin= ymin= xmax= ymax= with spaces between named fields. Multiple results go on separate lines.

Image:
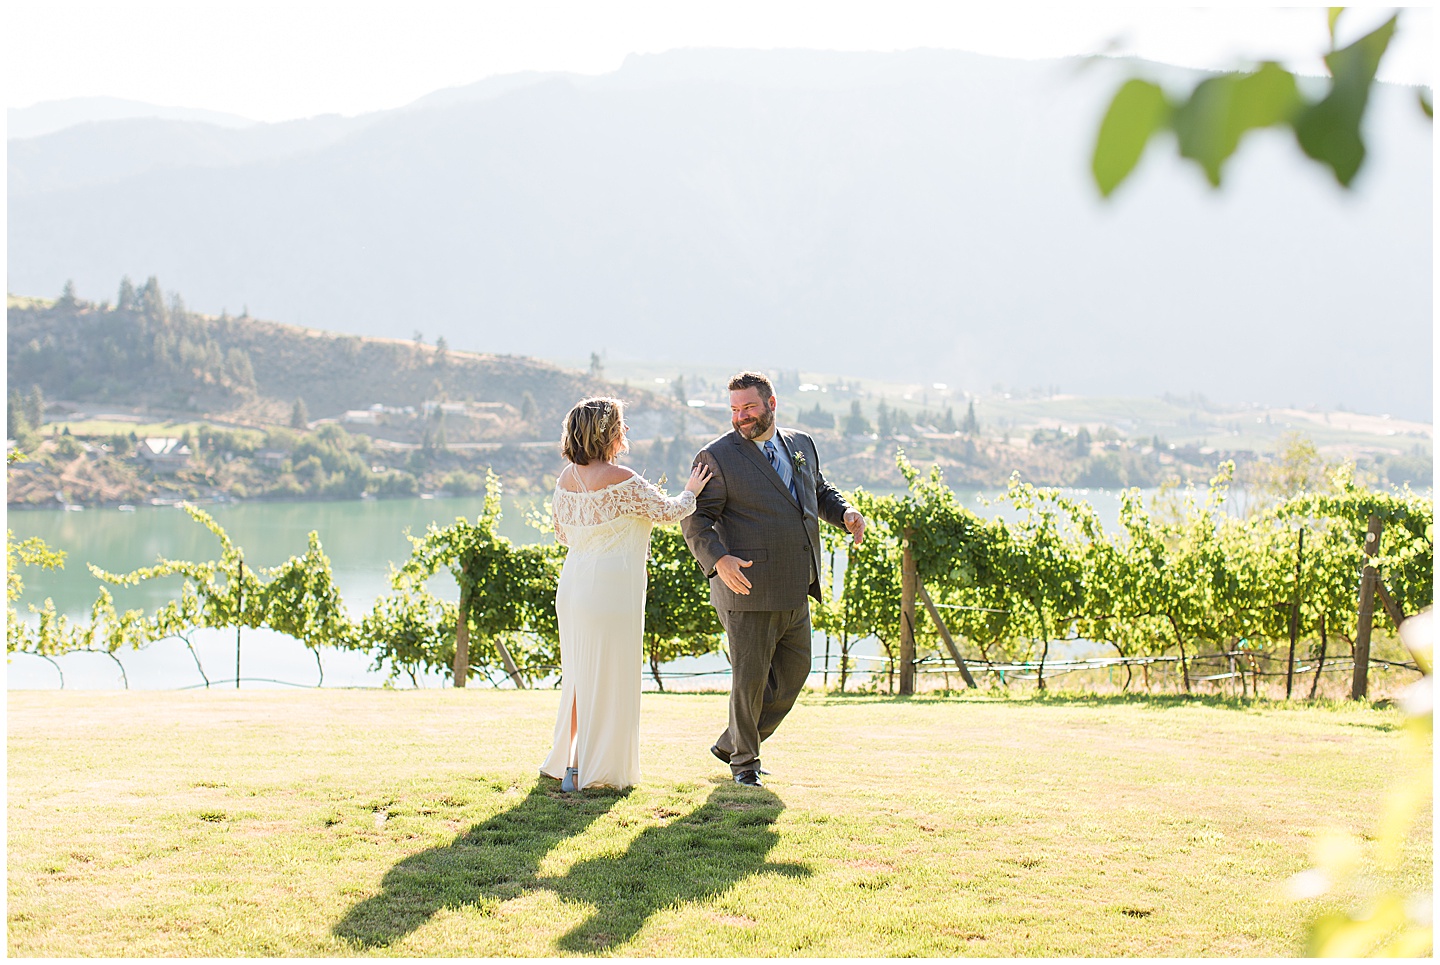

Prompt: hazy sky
xmin=6 ymin=3 xmax=1432 ymax=123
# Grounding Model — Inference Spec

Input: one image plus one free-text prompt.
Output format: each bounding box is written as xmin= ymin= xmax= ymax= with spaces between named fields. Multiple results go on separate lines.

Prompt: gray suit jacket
xmin=682 ymin=427 xmax=852 ymax=612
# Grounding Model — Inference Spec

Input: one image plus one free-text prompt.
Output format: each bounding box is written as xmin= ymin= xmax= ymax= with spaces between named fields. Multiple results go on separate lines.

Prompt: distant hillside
xmin=6 ymin=286 xmax=721 ymax=443
xmin=9 ymin=49 xmax=1430 ymax=420
xmin=7 ymin=97 xmax=256 ymax=140
xmin=8 ymin=286 xmax=1428 ymax=508
xmin=8 ymin=114 xmax=377 ymax=197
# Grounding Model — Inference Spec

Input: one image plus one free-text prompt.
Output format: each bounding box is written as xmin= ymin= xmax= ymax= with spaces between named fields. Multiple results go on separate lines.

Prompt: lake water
xmin=7 ymin=488 xmax=1151 ymax=691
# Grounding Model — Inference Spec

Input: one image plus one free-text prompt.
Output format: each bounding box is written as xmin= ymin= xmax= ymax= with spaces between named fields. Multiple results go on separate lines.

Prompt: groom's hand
xmin=716 ymin=555 xmax=753 ymax=595
xmin=844 ymin=509 xmax=866 ymax=545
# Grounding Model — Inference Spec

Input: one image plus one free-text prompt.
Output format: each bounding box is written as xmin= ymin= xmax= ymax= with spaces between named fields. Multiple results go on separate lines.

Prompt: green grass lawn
xmin=7 ymin=690 xmax=1428 ymax=956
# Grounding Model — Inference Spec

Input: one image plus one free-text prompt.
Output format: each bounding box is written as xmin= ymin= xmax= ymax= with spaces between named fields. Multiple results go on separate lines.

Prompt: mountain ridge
xmin=7 ymin=96 xmax=257 ymax=139
xmin=9 ymin=48 xmax=1431 ymax=419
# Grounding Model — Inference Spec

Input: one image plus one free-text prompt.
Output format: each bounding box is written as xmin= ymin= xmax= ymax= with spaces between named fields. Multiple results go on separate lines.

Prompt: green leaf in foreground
xmin=1092 ymin=79 xmax=1171 ymax=197
xmin=1173 ymin=63 xmax=1302 ymax=186
xmin=1092 ymin=10 xmax=1418 ymax=194
xmin=1294 ymin=14 xmax=1397 ymax=185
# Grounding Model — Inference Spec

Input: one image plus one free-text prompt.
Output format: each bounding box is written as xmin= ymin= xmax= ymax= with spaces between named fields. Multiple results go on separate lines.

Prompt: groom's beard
xmin=733 ymin=405 xmax=775 ymax=441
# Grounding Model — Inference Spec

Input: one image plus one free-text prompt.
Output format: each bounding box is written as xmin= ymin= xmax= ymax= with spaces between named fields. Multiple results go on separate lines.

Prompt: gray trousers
xmin=714 ymin=606 xmax=811 ymax=774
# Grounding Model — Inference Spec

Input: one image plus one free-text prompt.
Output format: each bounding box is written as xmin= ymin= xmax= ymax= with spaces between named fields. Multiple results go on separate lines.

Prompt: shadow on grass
xmin=548 ymin=783 xmax=807 ymax=952
xmin=332 ymin=780 xmax=807 ymax=952
xmin=332 ymin=780 xmax=626 ymax=948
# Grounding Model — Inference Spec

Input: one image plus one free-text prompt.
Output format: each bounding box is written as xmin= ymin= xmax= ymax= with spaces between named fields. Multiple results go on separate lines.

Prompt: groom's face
xmin=730 ymin=387 xmax=777 ymax=440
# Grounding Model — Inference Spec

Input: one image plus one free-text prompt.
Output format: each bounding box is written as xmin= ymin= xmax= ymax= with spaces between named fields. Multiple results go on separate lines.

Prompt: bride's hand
xmin=684 ymin=464 xmax=714 ymax=495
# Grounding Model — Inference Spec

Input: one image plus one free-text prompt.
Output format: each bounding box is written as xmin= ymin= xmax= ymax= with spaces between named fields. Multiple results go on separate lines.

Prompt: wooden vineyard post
xmin=235 ymin=552 xmax=243 ymax=690
xmin=453 ymin=588 xmax=470 ymax=688
xmin=1309 ymin=615 xmax=1328 ymax=700
xmin=899 ymin=530 xmax=917 ymax=696
xmin=1375 ymin=581 xmax=1407 ymax=629
xmin=918 ymin=585 xmax=978 ymax=689
xmin=1286 ymin=528 xmax=1303 ymax=699
xmin=1351 ymin=515 xmax=1383 ymax=701
xmin=494 ymin=637 xmax=526 ymax=689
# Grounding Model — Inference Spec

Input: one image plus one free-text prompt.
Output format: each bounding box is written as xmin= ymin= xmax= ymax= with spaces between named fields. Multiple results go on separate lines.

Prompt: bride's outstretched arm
xmin=613 ymin=476 xmax=697 ymax=523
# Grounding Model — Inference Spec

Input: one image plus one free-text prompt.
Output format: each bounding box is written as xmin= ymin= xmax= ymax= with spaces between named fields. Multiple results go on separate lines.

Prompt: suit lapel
xmin=732 ymin=430 xmax=799 ymax=506
xmin=777 ymin=429 xmax=813 ymax=511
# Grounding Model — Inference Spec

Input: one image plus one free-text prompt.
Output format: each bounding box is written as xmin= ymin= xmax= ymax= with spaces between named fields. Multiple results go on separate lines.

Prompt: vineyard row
xmin=8 ymin=455 xmax=1432 ymax=697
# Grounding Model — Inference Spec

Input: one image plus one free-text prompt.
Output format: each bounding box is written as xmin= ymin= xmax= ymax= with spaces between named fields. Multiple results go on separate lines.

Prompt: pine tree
xmin=939 ymin=406 xmax=957 ymax=434
xmin=140 ymin=277 xmax=166 ymax=320
xmin=226 ymin=349 xmax=255 ymax=389
xmin=962 ymin=400 xmax=979 ymax=435
xmin=589 ymin=352 xmax=605 ymax=379
xmin=7 ymin=389 xmax=29 ymax=439
xmin=843 ymin=400 xmax=872 ymax=436
xmin=673 ymin=375 xmax=687 ymax=405
xmin=291 ymin=398 xmax=309 ymax=429
xmin=116 ymin=276 xmax=137 ymax=311
xmin=876 ymin=400 xmax=893 ymax=439
xmin=25 ymin=386 xmax=44 ymax=431
xmin=58 ymin=279 xmax=78 ymax=309
xmin=520 ymin=391 xmax=537 ymax=422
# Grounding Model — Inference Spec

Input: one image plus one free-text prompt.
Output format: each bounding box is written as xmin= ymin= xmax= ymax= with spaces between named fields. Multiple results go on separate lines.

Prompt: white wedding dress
xmin=540 ymin=471 xmax=697 ymax=789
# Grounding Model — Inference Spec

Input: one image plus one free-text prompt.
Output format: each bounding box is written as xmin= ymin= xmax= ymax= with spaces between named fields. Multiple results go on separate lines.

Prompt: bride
xmin=540 ymin=396 xmax=712 ymax=791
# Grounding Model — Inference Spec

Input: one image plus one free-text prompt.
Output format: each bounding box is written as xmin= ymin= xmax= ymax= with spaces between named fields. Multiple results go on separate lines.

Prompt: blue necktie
xmin=764 ymin=439 xmax=797 ymax=501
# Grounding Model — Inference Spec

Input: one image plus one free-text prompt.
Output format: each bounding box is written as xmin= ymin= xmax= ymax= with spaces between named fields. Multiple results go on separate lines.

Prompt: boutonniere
xmin=791 ymin=450 xmax=808 ymax=471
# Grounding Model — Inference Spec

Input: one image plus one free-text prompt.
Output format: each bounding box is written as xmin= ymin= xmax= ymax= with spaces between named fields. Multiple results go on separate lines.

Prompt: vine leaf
xmin=1093 ymin=79 xmax=1171 ymax=197
xmin=1092 ymin=10 xmax=1407 ymax=196
xmin=1173 ymin=63 xmax=1302 ymax=186
xmin=1294 ymin=14 xmax=1397 ymax=185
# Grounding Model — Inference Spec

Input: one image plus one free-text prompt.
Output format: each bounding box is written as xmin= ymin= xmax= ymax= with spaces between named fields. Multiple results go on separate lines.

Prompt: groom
xmin=682 ymin=371 xmax=865 ymax=787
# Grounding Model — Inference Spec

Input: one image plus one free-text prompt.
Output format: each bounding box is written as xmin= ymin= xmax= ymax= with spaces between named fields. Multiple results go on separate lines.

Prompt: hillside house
xmin=136 ymin=438 xmax=192 ymax=473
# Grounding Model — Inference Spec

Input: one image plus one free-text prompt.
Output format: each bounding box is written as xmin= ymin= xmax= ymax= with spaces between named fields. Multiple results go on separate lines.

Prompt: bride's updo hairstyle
xmin=561 ymin=396 xmax=625 ymax=465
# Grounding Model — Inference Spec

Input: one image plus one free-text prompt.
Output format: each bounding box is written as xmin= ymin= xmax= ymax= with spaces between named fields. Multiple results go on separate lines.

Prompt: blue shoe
xmin=712 ymin=745 xmax=770 ymax=775
xmin=561 ymin=767 xmax=579 ymax=792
